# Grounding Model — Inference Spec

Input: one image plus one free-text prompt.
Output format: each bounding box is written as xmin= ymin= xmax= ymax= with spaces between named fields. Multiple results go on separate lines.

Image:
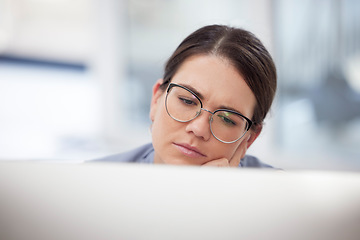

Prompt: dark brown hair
xmin=160 ymin=25 xmax=277 ymax=130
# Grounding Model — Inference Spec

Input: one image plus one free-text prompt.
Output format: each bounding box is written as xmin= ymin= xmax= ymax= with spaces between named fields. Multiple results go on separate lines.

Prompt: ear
xmin=246 ymin=124 xmax=262 ymax=149
xmin=235 ymin=124 xmax=262 ymax=160
xmin=149 ymin=79 xmax=165 ymax=122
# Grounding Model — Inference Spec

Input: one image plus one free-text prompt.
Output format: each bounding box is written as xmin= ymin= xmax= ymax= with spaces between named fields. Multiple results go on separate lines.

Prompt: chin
xmin=164 ymin=157 xmax=204 ymax=166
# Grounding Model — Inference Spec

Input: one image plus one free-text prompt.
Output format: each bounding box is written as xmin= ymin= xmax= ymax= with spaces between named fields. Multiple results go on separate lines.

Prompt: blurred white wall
xmin=0 ymin=0 xmax=94 ymax=63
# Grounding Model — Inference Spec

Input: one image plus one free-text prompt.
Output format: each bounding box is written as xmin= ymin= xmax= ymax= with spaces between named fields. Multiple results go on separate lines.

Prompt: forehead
xmin=171 ymin=55 xmax=257 ymax=117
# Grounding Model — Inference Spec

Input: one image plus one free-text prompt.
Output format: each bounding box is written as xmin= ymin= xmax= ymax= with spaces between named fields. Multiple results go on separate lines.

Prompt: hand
xmin=201 ymin=144 xmax=245 ymax=168
xmin=201 ymin=157 xmax=231 ymax=167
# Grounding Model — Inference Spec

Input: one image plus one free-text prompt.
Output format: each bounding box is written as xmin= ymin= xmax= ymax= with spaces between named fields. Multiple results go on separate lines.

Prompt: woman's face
xmin=150 ymin=55 xmax=258 ymax=166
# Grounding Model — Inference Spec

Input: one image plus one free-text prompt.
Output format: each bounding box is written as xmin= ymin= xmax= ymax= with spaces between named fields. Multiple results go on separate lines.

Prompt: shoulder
xmin=91 ymin=143 xmax=154 ymax=163
xmin=240 ymin=155 xmax=274 ymax=168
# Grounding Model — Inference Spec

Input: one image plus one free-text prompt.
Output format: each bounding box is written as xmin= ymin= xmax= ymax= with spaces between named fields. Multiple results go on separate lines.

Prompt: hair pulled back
xmin=160 ymin=25 xmax=277 ymax=130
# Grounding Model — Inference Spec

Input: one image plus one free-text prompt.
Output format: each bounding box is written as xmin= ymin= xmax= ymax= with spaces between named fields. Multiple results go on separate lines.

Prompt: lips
xmin=173 ymin=143 xmax=206 ymax=158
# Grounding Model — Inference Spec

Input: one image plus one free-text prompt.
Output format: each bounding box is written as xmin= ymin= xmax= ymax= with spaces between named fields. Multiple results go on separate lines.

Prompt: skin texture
xmin=150 ymin=55 xmax=261 ymax=167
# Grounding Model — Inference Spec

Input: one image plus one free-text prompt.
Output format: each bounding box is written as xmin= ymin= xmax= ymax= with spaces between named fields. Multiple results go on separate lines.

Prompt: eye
xmin=179 ymin=97 xmax=197 ymax=106
xmin=217 ymin=113 xmax=237 ymax=126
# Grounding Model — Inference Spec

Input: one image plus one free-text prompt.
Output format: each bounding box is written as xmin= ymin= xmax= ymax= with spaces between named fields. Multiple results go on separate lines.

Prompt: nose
xmin=185 ymin=109 xmax=212 ymax=141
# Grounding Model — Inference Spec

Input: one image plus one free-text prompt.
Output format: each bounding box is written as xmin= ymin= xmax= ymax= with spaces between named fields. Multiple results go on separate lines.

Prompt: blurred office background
xmin=0 ymin=0 xmax=359 ymax=170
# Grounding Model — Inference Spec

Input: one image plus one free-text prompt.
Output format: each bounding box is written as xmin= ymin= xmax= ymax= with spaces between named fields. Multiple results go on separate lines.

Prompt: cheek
xmin=211 ymin=140 xmax=243 ymax=159
xmin=152 ymin=103 xmax=176 ymax=138
xmin=151 ymin=106 xmax=165 ymax=135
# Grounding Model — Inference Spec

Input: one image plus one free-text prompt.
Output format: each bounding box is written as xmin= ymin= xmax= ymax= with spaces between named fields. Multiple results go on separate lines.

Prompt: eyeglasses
xmin=165 ymin=83 xmax=253 ymax=143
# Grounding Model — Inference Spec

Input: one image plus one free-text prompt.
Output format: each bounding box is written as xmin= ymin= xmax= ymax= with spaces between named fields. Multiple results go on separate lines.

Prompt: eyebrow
xmin=179 ymin=83 xmax=247 ymax=117
xmin=180 ymin=84 xmax=205 ymax=100
xmin=218 ymin=105 xmax=247 ymax=117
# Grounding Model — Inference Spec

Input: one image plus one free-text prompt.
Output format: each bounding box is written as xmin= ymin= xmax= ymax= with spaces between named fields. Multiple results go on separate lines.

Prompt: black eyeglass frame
xmin=165 ymin=83 xmax=253 ymax=143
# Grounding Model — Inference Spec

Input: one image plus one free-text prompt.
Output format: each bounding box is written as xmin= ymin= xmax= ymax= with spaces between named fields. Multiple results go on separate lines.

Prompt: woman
xmin=96 ymin=24 xmax=277 ymax=168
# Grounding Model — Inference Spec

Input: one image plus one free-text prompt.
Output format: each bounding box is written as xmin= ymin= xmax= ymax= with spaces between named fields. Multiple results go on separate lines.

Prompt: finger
xmin=228 ymin=137 xmax=249 ymax=167
xmin=201 ymin=158 xmax=230 ymax=167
